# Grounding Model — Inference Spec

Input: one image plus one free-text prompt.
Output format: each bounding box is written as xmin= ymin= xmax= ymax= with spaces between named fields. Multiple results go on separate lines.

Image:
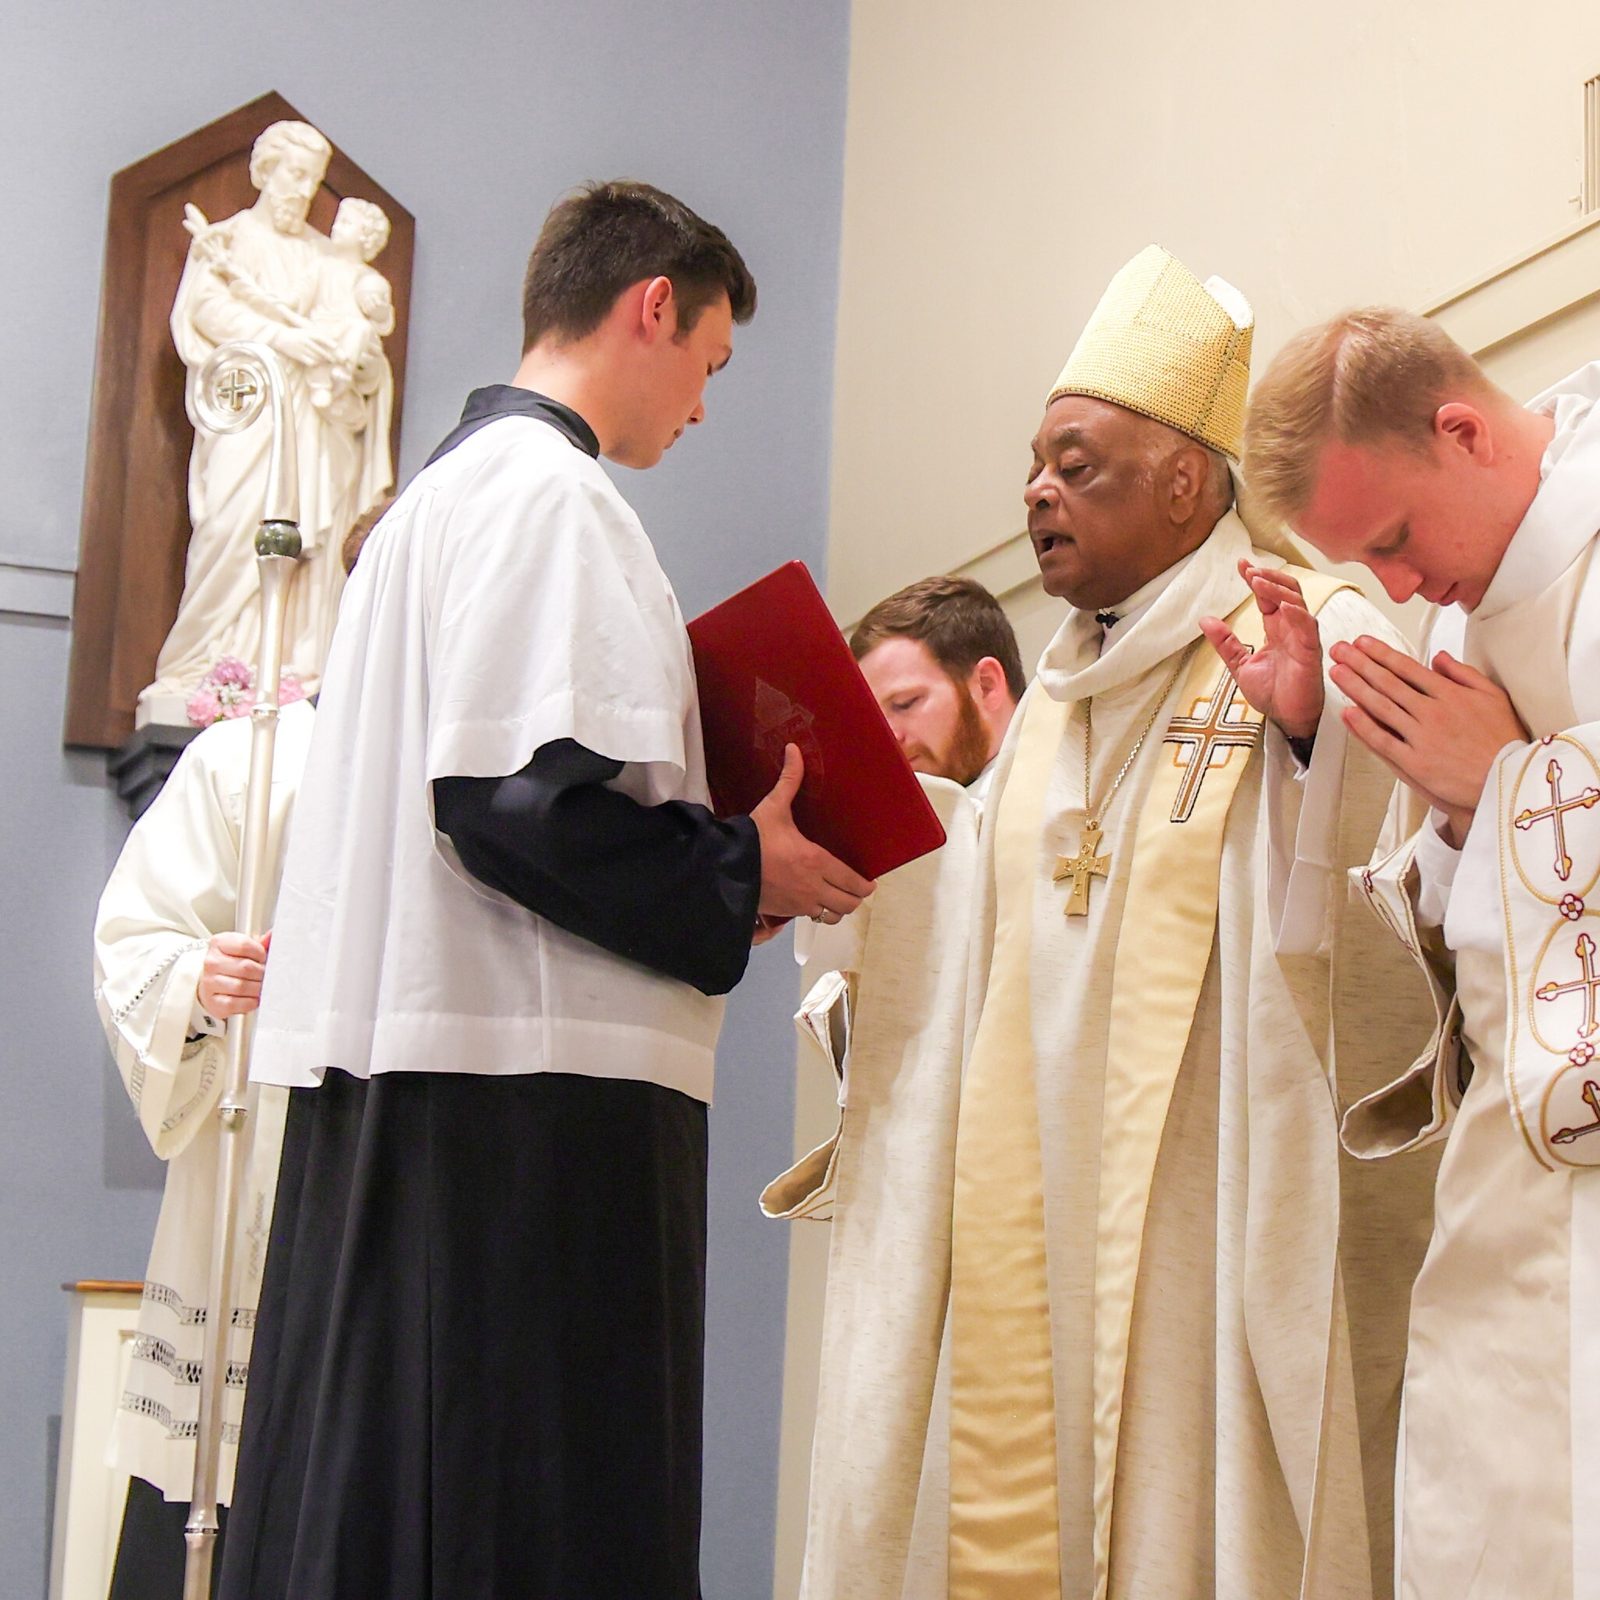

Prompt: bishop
xmin=783 ymin=246 xmax=1439 ymax=1600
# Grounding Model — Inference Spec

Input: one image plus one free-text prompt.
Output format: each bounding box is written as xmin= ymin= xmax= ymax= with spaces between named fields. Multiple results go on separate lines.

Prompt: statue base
xmin=109 ymin=724 xmax=200 ymax=819
xmin=134 ymin=689 xmax=193 ymax=730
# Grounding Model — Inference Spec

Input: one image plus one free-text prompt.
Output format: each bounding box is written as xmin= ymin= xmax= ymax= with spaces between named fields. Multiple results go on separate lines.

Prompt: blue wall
xmin=0 ymin=4 xmax=850 ymax=1594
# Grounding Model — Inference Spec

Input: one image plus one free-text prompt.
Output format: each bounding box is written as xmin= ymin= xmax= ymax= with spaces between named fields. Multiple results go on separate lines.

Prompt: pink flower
xmin=210 ymin=656 xmax=254 ymax=690
xmin=1570 ymin=1040 xmax=1596 ymax=1067
xmin=185 ymin=686 xmax=222 ymax=727
xmin=186 ymin=657 xmax=307 ymax=725
xmin=1562 ymin=895 xmax=1586 ymax=922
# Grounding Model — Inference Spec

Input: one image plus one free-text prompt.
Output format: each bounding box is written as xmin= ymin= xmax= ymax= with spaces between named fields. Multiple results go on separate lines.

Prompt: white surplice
xmin=1344 ymin=363 xmax=1600 ymax=1600
xmin=93 ymin=700 xmax=312 ymax=1501
xmin=776 ymin=514 xmax=1438 ymax=1599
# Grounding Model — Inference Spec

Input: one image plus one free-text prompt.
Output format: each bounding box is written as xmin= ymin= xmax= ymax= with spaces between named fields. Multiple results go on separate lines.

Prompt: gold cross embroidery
xmin=1537 ymin=931 xmax=1600 ymax=1039
xmin=1513 ymin=758 xmax=1600 ymax=883
xmin=1054 ymin=820 xmax=1110 ymax=916
xmin=1552 ymin=1078 xmax=1600 ymax=1147
xmin=1162 ymin=675 xmax=1261 ymax=823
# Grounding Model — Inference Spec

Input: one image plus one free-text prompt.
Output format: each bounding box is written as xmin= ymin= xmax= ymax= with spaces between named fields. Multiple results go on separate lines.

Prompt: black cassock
xmin=215 ymin=392 xmax=761 ymax=1600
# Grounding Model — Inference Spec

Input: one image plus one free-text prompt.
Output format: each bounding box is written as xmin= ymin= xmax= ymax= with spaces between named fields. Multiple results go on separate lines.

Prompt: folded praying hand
xmin=1328 ymin=635 xmax=1528 ymax=846
xmin=1203 ymin=560 xmax=1529 ymax=846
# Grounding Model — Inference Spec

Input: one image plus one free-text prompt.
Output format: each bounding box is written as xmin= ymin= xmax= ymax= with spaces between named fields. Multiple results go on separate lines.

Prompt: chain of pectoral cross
xmin=1053 ymin=643 xmax=1198 ymax=917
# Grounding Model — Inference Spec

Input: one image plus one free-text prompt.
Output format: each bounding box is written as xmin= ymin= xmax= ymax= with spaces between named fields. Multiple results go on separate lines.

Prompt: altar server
xmin=217 ymin=181 xmax=872 ymax=1600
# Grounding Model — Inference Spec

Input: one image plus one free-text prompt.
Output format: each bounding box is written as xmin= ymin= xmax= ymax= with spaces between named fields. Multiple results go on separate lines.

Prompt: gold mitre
xmin=1047 ymin=245 xmax=1254 ymax=459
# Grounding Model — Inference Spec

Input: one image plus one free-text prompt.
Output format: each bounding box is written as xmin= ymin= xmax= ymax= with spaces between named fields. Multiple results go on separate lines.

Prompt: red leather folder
xmin=688 ymin=561 xmax=947 ymax=881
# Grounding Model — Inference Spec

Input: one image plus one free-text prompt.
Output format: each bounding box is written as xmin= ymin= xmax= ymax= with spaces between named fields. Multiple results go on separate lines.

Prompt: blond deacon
xmin=1243 ymin=308 xmax=1497 ymax=523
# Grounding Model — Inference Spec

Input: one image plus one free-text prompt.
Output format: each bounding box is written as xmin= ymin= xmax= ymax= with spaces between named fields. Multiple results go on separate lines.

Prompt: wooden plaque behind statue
xmin=66 ymin=91 xmax=414 ymax=750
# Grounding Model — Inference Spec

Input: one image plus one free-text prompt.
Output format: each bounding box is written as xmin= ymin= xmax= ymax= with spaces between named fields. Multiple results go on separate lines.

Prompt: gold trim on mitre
xmin=1047 ymin=245 xmax=1253 ymax=460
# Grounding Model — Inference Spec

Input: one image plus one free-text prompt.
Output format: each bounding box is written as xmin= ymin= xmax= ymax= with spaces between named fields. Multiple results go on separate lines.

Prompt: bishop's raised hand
xmin=1199 ymin=560 xmax=1326 ymax=743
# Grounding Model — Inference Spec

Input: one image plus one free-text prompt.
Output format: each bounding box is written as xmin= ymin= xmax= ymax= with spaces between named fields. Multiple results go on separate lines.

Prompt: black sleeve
xmin=432 ymin=739 xmax=762 ymax=996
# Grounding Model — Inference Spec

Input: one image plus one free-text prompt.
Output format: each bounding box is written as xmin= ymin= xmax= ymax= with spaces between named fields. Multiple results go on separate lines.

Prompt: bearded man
xmin=1239 ymin=308 xmax=1600 ymax=1600
xmin=775 ymin=248 xmax=1438 ymax=1600
xmin=851 ymin=575 xmax=1024 ymax=798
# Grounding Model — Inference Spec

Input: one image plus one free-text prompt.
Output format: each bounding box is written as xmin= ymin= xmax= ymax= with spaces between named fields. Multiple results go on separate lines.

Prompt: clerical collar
xmin=426 ymin=385 xmax=601 ymax=468
xmin=1093 ymin=548 xmax=1197 ymax=636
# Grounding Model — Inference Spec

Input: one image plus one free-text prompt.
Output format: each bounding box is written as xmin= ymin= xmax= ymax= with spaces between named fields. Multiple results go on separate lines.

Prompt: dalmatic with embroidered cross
xmin=1341 ymin=361 xmax=1600 ymax=1600
xmin=935 ymin=513 xmax=1436 ymax=1600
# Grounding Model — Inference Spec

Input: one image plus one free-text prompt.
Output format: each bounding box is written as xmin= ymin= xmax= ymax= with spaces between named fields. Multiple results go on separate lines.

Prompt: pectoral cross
xmin=217 ymin=368 xmax=258 ymax=412
xmin=1553 ymin=1079 xmax=1600 ymax=1146
xmin=1054 ymin=820 xmax=1110 ymax=916
xmin=1513 ymin=758 xmax=1600 ymax=882
xmin=1536 ymin=931 xmax=1600 ymax=1039
xmin=1162 ymin=675 xmax=1261 ymax=824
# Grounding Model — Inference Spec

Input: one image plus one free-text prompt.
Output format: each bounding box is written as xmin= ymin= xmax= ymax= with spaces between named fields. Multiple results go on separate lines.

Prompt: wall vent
xmin=1586 ymin=73 xmax=1600 ymax=213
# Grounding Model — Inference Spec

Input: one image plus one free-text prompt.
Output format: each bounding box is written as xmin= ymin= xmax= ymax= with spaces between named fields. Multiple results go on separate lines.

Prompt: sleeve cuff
xmin=188 ymin=978 xmax=223 ymax=1041
xmin=1412 ymin=813 xmax=1463 ymax=929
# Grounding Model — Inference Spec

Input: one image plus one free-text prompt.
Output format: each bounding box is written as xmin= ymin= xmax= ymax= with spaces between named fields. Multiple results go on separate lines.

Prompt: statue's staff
xmin=182 ymin=341 xmax=303 ymax=1600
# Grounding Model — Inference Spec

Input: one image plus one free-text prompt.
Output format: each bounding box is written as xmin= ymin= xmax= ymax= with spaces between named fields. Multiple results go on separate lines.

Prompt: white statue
xmin=138 ymin=120 xmax=396 ymax=726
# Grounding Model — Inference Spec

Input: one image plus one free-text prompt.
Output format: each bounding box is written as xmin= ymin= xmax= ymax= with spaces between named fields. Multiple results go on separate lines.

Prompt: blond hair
xmin=1242 ymin=308 xmax=1494 ymax=523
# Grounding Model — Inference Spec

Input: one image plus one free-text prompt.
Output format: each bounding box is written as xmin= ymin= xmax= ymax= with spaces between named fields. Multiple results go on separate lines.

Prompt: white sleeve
xmin=1412 ymin=813 xmax=1464 ymax=931
xmin=1440 ymin=739 xmax=1531 ymax=958
xmin=425 ymin=445 xmax=691 ymax=797
xmin=1266 ymin=587 xmax=1409 ymax=955
xmin=93 ymin=734 xmax=241 ymax=1160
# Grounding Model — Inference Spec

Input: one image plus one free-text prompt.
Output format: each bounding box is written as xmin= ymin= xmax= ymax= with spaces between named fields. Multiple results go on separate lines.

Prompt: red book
xmin=688 ymin=561 xmax=947 ymax=881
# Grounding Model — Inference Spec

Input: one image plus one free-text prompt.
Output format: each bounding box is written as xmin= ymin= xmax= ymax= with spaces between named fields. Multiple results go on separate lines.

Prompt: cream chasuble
xmin=776 ymin=513 xmax=1437 ymax=1600
xmin=1343 ymin=362 xmax=1600 ymax=1600
xmin=92 ymin=702 xmax=309 ymax=1501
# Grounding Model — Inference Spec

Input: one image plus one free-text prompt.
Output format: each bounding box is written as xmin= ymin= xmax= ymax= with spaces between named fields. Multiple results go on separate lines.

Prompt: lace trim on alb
xmin=141 ymin=1280 xmax=257 ymax=1329
xmin=98 ymin=938 xmax=208 ymax=1025
xmin=129 ymin=1333 xmax=249 ymax=1389
xmin=119 ymin=1390 xmax=242 ymax=1445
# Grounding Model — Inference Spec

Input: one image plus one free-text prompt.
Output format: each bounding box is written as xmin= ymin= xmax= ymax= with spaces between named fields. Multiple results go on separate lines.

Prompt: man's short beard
xmin=268 ymin=194 xmax=310 ymax=233
xmin=939 ymin=684 xmax=993 ymax=787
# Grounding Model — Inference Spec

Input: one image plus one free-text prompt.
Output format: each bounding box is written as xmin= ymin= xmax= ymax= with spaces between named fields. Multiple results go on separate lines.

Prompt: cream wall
xmin=825 ymin=0 xmax=1600 ymax=654
xmin=774 ymin=6 xmax=1600 ymax=1594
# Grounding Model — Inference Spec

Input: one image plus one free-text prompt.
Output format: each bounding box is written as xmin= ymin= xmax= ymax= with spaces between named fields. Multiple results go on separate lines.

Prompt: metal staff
xmin=183 ymin=341 xmax=303 ymax=1600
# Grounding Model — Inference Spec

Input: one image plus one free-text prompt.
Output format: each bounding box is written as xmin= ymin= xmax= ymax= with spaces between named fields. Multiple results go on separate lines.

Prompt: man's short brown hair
xmin=850 ymin=575 xmax=1026 ymax=701
xmin=1243 ymin=307 xmax=1494 ymax=524
xmin=342 ymin=493 xmax=394 ymax=574
xmin=521 ymin=180 xmax=757 ymax=352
